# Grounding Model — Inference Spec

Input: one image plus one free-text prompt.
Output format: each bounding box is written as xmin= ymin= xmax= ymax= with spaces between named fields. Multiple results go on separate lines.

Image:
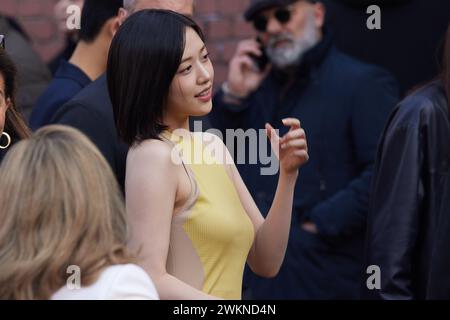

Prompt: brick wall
xmin=195 ymin=0 xmax=253 ymax=87
xmin=0 ymin=0 xmax=65 ymax=64
xmin=0 ymin=0 xmax=255 ymax=87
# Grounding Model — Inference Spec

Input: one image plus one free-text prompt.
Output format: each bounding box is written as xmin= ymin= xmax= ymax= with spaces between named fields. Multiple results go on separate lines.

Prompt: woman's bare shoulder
xmin=127 ymin=139 xmax=179 ymax=170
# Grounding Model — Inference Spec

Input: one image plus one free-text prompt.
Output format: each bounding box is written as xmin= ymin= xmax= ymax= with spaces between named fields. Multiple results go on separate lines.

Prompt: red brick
xmin=216 ymin=0 xmax=251 ymax=15
xmin=18 ymin=0 xmax=53 ymax=17
xmin=0 ymin=0 xmax=17 ymax=16
xmin=208 ymin=19 xmax=232 ymax=40
xmin=194 ymin=0 xmax=216 ymax=15
xmin=44 ymin=0 xmax=61 ymax=17
xmin=206 ymin=42 xmax=223 ymax=64
xmin=196 ymin=20 xmax=206 ymax=33
xmin=9 ymin=0 xmax=259 ymax=71
xmin=222 ymin=40 xmax=238 ymax=62
xmin=233 ymin=18 xmax=255 ymax=39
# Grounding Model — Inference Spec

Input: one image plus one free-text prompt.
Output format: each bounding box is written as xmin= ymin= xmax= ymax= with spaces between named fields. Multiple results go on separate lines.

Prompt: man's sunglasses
xmin=0 ymin=35 xmax=5 ymax=50
xmin=252 ymin=6 xmax=293 ymax=33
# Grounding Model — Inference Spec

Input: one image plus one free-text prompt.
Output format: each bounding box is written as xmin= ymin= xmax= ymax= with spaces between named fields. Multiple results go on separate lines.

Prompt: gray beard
xmin=266 ymin=13 xmax=320 ymax=70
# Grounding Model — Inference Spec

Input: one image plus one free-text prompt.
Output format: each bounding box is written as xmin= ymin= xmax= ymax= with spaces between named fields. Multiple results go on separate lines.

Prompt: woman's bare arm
xmin=214 ymin=118 xmax=308 ymax=277
xmin=126 ymin=140 xmax=221 ymax=300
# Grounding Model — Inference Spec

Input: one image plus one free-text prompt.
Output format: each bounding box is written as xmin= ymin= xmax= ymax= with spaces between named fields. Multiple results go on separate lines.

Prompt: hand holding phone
xmin=248 ymin=37 xmax=269 ymax=72
xmin=226 ymin=38 xmax=271 ymax=99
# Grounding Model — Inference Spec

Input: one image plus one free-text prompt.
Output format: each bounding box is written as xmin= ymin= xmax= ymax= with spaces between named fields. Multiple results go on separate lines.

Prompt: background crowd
xmin=0 ymin=0 xmax=449 ymax=300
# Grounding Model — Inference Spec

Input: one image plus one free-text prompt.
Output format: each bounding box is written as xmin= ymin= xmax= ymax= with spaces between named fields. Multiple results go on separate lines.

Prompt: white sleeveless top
xmin=51 ymin=264 xmax=159 ymax=300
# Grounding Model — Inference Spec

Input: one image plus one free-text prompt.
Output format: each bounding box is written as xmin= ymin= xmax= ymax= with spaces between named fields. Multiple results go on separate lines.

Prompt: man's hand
xmin=227 ymin=38 xmax=271 ymax=98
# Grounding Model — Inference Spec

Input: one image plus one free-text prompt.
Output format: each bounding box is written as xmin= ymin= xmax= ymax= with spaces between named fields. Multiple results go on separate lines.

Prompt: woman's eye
xmin=180 ymin=65 xmax=192 ymax=74
xmin=202 ymin=53 xmax=210 ymax=61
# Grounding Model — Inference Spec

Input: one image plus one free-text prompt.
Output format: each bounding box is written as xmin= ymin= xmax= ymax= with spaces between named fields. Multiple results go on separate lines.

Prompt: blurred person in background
xmin=0 ymin=14 xmax=51 ymax=120
xmin=210 ymin=0 xmax=399 ymax=299
xmin=30 ymin=0 xmax=123 ymax=130
xmin=51 ymin=0 xmax=194 ymax=192
xmin=49 ymin=0 xmax=84 ymax=75
xmin=0 ymin=45 xmax=31 ymax=163
xmin=0 ymin=125 xmax=159 ymax=300
xmin=363 ymin=22 xmax=450 ymax=300
xmin=323 ymin=0 xmax=450 ymax=96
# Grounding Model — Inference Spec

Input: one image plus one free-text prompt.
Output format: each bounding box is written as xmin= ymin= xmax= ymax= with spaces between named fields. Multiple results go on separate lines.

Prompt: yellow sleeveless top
xmin=162 ymin=131 xmax=254 ymax=300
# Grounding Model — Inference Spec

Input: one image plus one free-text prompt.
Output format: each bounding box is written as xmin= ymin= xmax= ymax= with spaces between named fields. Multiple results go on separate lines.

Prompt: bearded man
xmin=209 ymin=0 xmax=399 ymax=299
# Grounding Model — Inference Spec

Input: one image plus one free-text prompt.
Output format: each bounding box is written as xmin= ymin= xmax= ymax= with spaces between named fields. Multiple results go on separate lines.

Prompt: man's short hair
xmin=79 ymin=0 xmax=123 ymax=42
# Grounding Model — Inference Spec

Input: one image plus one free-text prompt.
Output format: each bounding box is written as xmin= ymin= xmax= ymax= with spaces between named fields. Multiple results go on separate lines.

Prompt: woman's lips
xmin=195 ymin=87 xmax=212 ymax=102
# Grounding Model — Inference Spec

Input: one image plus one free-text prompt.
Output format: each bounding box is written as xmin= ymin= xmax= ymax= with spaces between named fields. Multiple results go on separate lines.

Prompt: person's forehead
xmin=183 ymin=28 xmax=204 ymax=54
xmin=137 ymin=0 xmax=194 ymax=15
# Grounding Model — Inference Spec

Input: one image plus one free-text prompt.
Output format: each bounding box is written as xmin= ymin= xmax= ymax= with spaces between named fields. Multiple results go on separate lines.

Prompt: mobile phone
xmin=248 ymin=37 xmax=268 ymax=72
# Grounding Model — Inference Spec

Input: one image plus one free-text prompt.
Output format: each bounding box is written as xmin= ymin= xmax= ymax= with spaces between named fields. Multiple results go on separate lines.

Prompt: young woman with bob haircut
xmin=107 ymin=9 xmax=309 ymax=300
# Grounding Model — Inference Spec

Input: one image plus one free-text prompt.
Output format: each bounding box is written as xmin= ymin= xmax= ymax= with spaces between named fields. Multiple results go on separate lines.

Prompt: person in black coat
xmin=210 ymin=0 xmax=399 ymax=299
xmin=323 ymin=0 xmax=450 ymax=95
xmin=363 ymin=23 xmax=450 ymax=300
xmin=51 ymin=74 xmax=128 ymax=190
xmin=0 ymin=47 xmax=31 ymax=163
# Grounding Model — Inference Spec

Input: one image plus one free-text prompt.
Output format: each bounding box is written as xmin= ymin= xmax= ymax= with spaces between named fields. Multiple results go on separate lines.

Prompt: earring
xmin=0 ymin=132 xmax=11 ymax=149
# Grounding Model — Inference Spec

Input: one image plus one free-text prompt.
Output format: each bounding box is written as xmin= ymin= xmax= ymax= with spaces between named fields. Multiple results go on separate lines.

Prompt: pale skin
xmin=125 ymin=27 xmax=309 ymax=299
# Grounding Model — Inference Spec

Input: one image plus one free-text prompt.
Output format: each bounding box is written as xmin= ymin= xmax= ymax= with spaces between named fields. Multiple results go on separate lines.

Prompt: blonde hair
xmin=0 ymin=125 xmax=133 ymax=299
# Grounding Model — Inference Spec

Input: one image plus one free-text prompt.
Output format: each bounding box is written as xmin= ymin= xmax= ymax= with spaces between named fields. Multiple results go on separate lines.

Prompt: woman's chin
xmin=192 ymin=102 xmax=213 ymax=117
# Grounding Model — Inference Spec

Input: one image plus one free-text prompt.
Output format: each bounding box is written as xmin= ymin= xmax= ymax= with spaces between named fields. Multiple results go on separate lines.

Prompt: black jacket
xmin=323 ymin=0 xmax=450 ymax=95
xmin=50 ymin=74 xmax=128 ymax=191
xmin=363 ymin=80 xmax=450 ymax=299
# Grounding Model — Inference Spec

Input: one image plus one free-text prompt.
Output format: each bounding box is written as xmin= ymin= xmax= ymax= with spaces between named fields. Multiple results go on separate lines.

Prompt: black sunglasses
xmin=253 ymin=6 xmax=292 ymax=32
xmin=0 ymin=35 xmax=4 ymax=50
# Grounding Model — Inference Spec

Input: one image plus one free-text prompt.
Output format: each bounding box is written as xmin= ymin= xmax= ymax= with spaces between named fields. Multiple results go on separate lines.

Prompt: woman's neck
xmin=163 ymin=113 xmax=190 ymax=133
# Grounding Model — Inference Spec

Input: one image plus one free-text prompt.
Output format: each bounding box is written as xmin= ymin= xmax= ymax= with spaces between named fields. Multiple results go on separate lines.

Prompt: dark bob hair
xmin=107 ymin=9 xmax=205 ymax=146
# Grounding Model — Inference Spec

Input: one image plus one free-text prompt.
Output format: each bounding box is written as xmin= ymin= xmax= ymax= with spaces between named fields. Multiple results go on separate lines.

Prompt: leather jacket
xmin=363 ymin=80 xmax=450 ymax=299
